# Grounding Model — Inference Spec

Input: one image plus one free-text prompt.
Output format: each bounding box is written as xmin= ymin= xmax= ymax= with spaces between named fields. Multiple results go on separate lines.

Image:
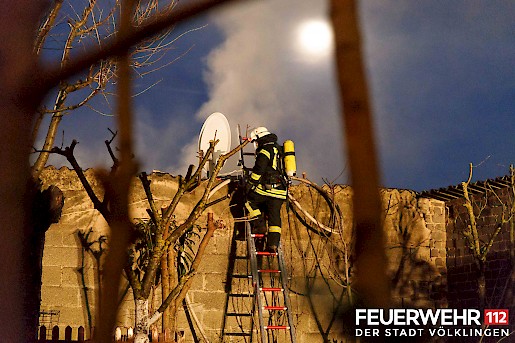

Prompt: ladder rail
xmin=221 ymin=228 xmax=255 ymax=342
xmin=246 ymin=221 xmax=267 ymax=343
xmin=249 ymin=230 xmax=297 ymax=343
xmin=220 ymin=220 xmax=239 ymax=340
xmin=277 ymin=244 xmax=297 ymax=343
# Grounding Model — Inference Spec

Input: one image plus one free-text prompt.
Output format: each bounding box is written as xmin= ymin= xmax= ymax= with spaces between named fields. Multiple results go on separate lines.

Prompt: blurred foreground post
xmin=0 ymin=1 xmax=48 ymax=342
xmin=329 ymin=0 xmax=390 ymax=308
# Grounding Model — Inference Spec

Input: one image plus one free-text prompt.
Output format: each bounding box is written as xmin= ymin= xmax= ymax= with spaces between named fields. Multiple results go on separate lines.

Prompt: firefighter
xmin=245 ymin=127 xmax=287 ymax=252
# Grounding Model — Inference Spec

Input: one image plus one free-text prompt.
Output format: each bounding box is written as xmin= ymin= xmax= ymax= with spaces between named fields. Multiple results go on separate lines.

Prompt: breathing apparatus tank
xmin=283 ymin=140 xmax=296 ymax=177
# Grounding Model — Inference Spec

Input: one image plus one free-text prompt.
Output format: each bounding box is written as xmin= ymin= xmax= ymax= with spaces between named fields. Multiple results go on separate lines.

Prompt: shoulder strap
xmin=273 ymin=143 xmax=285 ymax=176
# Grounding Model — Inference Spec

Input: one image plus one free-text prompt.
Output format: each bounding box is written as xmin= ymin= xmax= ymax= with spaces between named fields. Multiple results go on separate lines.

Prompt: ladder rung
xmin=224 ymin=332 xmax=252 ymax=336
xmin=243 ymin=152 xmax=255 ymax=156
xmin=256 ymin=251 xmax=278 ymax=256
xmin=260 ymin=287 xmax=284 ymax=292
xmin=258 ymin=269 xmax=280 ymax=273
xmin=229 ymin=293 xmax=254 ymax=297
xmin=264 ymin=306 xmax=287 ymax=311
xmin=251 ymin=233 xmax=266 ymax=238
xmin=265 ymin=325 xmax=290 ymax=330
xmin=234 ymin=255 xmax=248 ymax=259
xmin=226 ymin=313 xmax=252 ymax=317
xmin=231 ymin=274 xmax=251 ymax=278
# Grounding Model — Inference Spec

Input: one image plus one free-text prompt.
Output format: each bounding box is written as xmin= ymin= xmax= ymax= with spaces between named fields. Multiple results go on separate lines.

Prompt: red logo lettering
xmin=484 ymin=309 xmax=509 ymax=326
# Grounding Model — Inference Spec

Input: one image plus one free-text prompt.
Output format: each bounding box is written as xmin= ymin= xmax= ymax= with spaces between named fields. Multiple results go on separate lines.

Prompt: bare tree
xmin=77 ymin=228 xmax=107 ymax=335
xmin=31 ymin=0 xmax=178 ymax=179
xmin=45 ymin=134 xmax=248 ymax=342
xmin=458 ymin=163 xmax=515 ymax=310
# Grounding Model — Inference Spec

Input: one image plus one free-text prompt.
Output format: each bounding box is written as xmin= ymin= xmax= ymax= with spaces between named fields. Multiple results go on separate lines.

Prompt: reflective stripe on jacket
xmin=249 ymin=142 xmax=286 ymax=200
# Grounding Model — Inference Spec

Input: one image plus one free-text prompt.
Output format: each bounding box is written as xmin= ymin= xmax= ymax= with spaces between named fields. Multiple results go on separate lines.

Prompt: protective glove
xmin=246 ymin=179 xmax=258 ymax=195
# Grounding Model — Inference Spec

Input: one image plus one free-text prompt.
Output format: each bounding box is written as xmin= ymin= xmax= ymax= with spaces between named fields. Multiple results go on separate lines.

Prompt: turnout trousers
xmin=245 ymin=190 xmax=285 ymax=248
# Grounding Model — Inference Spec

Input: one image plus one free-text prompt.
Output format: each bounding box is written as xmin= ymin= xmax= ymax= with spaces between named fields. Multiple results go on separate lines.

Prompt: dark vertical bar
xmin=329 ymin=0 xmax=390 ymax=308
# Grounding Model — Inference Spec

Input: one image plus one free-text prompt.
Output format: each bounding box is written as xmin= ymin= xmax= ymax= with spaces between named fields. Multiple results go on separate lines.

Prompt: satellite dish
xmin=198 ymin=112 xmax=231 ymax=175
xmin=198 ymin=112 xmax=231 ymax=154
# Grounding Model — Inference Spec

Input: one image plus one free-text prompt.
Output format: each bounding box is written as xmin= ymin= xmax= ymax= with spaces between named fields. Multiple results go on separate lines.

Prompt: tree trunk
xmin=477 ymin=261 xmax=486 ymax=311
xmin=160 ymin=251 xmax=170 ymax=331
xmin=31 ymin=90 xmax=68 ymax=179
xmin=134 ymin=298 xmax=150 ymax=343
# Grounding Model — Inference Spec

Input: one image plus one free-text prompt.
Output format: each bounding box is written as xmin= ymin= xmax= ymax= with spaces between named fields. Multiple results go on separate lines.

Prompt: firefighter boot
xmin=251 ymin=214 xmax=267 ymax=234
xmin=266 ymin=232 xmax=280 ymax=253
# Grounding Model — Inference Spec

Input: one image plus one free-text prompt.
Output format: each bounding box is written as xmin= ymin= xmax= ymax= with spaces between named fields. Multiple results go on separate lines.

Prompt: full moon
xmin=297 ymin=20 xmax=333 ymax=58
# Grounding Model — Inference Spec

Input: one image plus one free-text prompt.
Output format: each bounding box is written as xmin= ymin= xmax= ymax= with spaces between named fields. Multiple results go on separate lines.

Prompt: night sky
xmin=41 ymin=0 xmax=515 ymax=192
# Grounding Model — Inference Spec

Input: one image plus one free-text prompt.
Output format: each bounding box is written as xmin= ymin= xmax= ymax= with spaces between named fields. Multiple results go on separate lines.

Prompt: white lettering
xmin=355 ymin=309 xmax=367 ymax=325
xmin=355 ymin=329 xmax=379 ymax=336
xmin=440 ymin=309 xmax=453 ymax=325
xmin=468 ymin=309 xmax=481 ymax=326
xmin=393 ymin=308 xmax=405 ymax=325
xmin=380 ymin=309 xmax=394 ymax=325
xmin=406 ymin=309 xmax=420 ymax=325
xmin=454 ymin=309 xmax=466 ymax=325
xmin=419 ymin=308 xmax=440 ymax=326
xmin=368 ymin=309 xmax=380 ymax=325
xmin=355 ymin=308 xmax=484 ymax=328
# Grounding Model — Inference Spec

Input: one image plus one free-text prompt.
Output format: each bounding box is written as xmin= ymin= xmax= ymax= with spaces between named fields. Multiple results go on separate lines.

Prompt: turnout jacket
xmin=248 ymin=134 xmax=287 ymax=200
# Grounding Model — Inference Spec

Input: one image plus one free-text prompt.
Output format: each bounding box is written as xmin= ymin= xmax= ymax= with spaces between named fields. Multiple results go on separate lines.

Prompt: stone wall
xmin=379 ymin=189 xmax=447 ymax=309
xmin=446 ymin=186 xmax=514 ymax=313
xmin=39 ymin=167 xmax=447 ymax=342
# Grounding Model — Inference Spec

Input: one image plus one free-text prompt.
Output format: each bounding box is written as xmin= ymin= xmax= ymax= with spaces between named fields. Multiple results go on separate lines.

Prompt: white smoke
xmin=173 ymin=0 xmax=346 ymax=183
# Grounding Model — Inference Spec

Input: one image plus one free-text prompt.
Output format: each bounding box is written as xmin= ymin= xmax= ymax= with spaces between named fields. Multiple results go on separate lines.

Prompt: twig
xmin=38 ymin=0 xmax=245 ymax=93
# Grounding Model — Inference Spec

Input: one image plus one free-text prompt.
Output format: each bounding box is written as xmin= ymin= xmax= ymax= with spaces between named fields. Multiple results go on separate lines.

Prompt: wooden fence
xmin=37 ymin=325 xmax=180 ymax=342
xmin=37 ymin=325 xmax=85 ymax=342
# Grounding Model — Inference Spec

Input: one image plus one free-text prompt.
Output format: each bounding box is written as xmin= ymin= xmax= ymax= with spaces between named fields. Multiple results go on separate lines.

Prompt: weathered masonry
xmin=421 ymin=175 xmax=514 ymax=323
xmin=38 ymin=167 xmax=513 ymax=342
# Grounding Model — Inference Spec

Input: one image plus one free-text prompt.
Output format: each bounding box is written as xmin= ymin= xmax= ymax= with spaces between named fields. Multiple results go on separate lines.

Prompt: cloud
xmin=175 ymin=0 xmax=346 ymax=183
xmin=132 ymin=103 xmax=206 ymax=175
xmin=43 ymin=0 xmax=514 ymax=192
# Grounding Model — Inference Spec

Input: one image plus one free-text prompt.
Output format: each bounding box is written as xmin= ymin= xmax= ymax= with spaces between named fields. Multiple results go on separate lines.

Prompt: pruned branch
xmin=162 ymin=140 xmax=217 ymax=226
xmin=139 ymin=172 xmax=161 ymax=227
xmin=462 ymin=164 xmax=482 ymax=259
xmin=166 ymin=139 xmax=249 ymax=244
xmin=48 ymin=140 xmax=107 ymax=216
xmin=34 ymin=0 xmax=64 ymax=55
xmin=32 ymin=0 xmax=203 ymax=181
xmin=105 ymin=129 xmax=120 ymax=171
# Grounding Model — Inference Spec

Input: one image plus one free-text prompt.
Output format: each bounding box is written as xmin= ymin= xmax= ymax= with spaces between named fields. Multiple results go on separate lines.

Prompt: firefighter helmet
xmin=250 ymin=127 xmax=271 ymax=142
